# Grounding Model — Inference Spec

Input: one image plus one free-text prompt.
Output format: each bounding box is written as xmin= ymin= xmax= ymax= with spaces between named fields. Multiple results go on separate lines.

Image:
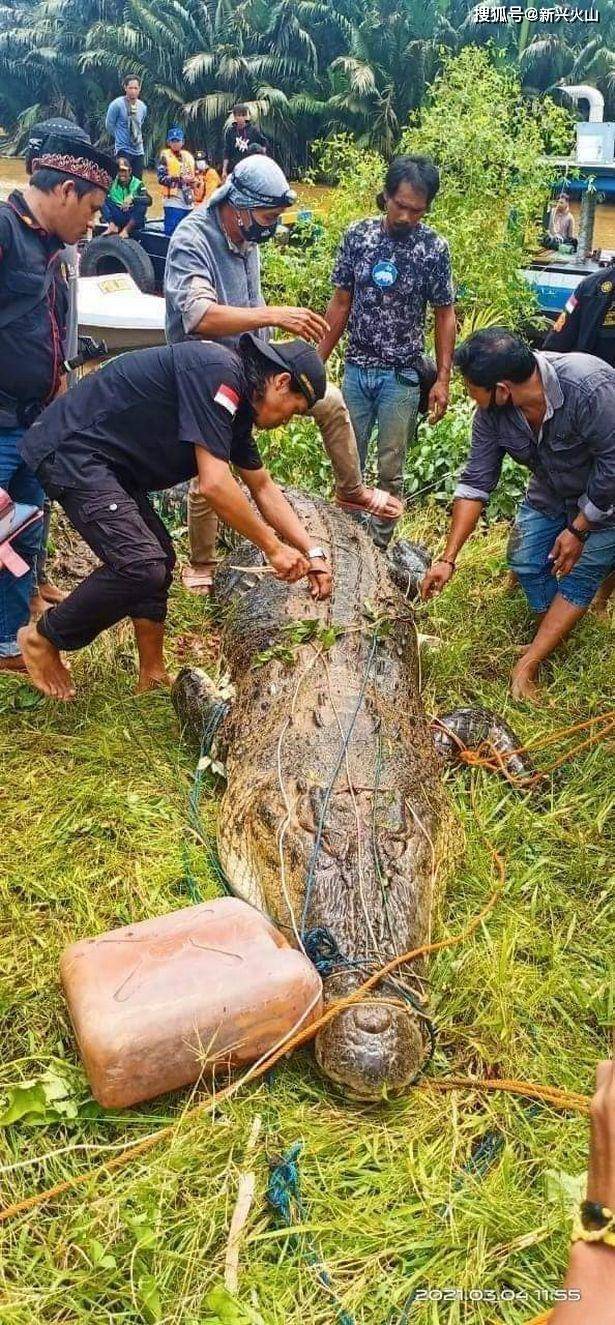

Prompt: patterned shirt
xmin=331 ymin=217 xmax=454 ymax=369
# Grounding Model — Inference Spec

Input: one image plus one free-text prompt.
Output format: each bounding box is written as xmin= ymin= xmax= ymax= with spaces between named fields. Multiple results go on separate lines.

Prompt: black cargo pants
xmin=35 ymin=464 xmax=176 ymax=652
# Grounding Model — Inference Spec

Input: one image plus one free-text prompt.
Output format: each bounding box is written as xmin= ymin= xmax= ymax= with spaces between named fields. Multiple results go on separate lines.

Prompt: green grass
xmin=0 ymin=509 xmax=613 ymax=1325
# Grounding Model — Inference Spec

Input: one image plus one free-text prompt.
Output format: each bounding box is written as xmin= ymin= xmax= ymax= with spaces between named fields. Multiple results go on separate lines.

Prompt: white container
xmin=576 ymin=121 xmax=615 ymax=164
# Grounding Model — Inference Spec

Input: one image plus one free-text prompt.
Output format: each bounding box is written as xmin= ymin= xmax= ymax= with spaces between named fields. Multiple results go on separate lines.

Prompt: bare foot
xmin=510 ymin=655 xmax=541 ymax=703
xmin=0 ymin=653 xmax=27 ymax=674
xmin=39 ymin=581 xmax=67 ymax=605
xmin=29 ymin=590 xmax=47 ymax=617
xmin=136 ymin=669 xmax=172 ymax=693
xmin=17 ymin=623 xmax=75 ymax=700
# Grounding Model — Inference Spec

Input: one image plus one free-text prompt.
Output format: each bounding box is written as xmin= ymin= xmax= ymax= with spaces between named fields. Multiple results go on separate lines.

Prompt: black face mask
xmin=237 ymin=210 xmax=278 ymax=244
xmin=388 ymin=221 xmax=414 ymax=237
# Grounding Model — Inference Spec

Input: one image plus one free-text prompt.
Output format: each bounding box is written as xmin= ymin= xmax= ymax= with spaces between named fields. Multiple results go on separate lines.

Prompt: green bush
xmin=406 ymin=395 xmax=526 ymax=523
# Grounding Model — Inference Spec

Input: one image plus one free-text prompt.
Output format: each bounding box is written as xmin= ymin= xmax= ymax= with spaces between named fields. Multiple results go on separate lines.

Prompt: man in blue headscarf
xmin=164 ymin=155 xmax=403 ymax=591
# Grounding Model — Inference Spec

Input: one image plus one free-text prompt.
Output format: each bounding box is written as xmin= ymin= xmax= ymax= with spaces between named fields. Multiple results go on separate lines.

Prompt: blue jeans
xmin=163 ymin=202 xmax=190 ymax=237
xmin=507 ymin=499 xmax=615 ymax=611
xmin=0 ymin=427 xmax=44 ymax=656
xmin=101 ymin=198 xmax=148 ymax=232
xmin=342 ymin=363 xmax=420 ymax=548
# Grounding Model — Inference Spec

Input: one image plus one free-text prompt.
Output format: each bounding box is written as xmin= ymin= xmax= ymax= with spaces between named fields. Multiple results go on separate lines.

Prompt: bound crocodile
xmin=173 ymin=492 xmax=529 ymax=1100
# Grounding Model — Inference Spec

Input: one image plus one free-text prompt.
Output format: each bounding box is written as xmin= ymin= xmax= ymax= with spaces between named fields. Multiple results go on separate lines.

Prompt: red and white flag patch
xmin=214 ymin=383 xmax=240 ymax=416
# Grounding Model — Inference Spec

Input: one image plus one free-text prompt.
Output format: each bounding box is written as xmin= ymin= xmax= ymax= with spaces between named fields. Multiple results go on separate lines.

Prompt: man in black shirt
xmin=222 ymin=106 xmax=268 ymax=179
xmin=17 ymin=334 xmax=331 ymax=700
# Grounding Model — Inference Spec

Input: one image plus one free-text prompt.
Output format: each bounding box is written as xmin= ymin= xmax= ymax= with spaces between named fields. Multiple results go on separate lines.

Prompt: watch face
xmin=581 ymin=1200 xmax=610 ymax=1230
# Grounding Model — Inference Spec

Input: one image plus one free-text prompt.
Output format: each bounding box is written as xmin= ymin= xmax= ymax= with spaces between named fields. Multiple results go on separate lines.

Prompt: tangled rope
xmin=267 ymin=1142 xmax=355 ymax=1325
xmin=443 ymin=709 xmax=615 ymax=788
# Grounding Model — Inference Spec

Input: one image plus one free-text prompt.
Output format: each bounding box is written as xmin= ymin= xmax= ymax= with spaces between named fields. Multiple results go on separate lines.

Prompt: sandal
xmin=336 ymin=488 xmax=404 ymax=520
xmin=181 ymin=563 xmax=216 ymax=595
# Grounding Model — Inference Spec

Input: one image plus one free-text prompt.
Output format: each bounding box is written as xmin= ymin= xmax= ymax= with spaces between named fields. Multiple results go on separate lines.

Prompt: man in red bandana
xmin=0 ymin=132 xmax=114 ymax=674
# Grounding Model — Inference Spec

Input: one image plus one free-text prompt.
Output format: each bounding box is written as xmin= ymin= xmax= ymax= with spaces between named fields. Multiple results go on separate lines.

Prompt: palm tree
xmin=327 ymin=0 xmax=462 ymax=155
xmin=0 ymin=0 xmax=123 ymax=146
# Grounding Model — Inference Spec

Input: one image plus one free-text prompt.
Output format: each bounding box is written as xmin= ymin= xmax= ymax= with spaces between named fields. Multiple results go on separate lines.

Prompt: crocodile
xmin=172 ymin=492 xmax=528 ymax=1100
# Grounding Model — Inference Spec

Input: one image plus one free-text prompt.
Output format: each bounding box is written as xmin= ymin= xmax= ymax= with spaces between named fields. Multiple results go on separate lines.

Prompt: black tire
xmin=80 ymin=235 xmax=156 ymax=294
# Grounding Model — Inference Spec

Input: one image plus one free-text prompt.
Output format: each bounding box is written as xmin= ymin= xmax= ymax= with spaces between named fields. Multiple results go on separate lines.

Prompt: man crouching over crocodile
xmin=421 ymin=328 xmax=615 ymax=702
xmin=16 ymin=334 xmax=331 ymax=699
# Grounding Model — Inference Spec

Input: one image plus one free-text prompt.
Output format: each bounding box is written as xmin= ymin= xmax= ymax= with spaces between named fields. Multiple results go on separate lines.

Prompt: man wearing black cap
xmin=0 ymin=131 xmax=114 ymax=675
xmin=16 ymin=333 xmax=332 ymax=700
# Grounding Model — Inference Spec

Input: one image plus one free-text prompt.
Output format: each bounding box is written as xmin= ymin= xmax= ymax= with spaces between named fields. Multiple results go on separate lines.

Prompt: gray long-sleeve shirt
xmin=455 ymin=351 xmax=615 ymax=526
xmin=164 ymin=203 xmax=266 ymax=348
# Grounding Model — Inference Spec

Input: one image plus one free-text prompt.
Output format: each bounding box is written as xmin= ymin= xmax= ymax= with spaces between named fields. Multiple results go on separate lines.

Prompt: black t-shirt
xmin=595 ymin=295 xmax=615 ymax=369
xmin=223 ymin=123 xmax=267 ymax=171
xmin=20 ymin=340 xmax=262 ymax=492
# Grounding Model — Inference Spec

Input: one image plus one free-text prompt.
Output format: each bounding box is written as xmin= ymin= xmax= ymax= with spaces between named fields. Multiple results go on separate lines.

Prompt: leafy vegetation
xmin=0 ymin=0 xmax=608 ymax=170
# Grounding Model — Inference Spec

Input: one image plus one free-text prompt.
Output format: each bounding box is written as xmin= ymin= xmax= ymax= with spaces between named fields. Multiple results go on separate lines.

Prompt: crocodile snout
xmin=314 ymin=998 xmax=426 ymax=1101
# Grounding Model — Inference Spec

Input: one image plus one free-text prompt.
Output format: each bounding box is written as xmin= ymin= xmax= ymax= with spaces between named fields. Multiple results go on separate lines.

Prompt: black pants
xmin=117 ymin=151 xmax=145 ymax=179
xmin=36 ymin=470 xmax=175 ymax=652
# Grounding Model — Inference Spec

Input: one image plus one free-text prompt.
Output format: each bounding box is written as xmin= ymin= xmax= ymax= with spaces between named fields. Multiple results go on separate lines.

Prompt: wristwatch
xmin=306 ymin=546 xmax=328 ymax=562
xmin=572 ymin=1201 xmax=615 ymax=1248
xmin=567 ymin=520 xmax=590 ymax=544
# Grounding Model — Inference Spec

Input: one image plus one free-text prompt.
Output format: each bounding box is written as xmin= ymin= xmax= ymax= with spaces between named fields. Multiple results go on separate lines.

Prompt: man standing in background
xmin=157 ymin=126 xmax=195 ymax=236
xmin=319 ymin=155 xmax=456 ymax=549
xmin=105 ymin=75 xmax=147 ymax=177
xmin=222 ymin=105 xmax=268 ymax=179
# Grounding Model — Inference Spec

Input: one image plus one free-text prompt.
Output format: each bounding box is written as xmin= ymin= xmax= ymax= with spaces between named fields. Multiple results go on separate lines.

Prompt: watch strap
xmin=567 ymin=520 xmax=589 ymax=544
xmin=572 ymin=1202 xmax=615 ymax=1247
xmin=307 ymin=546 xmax=328 ymax=561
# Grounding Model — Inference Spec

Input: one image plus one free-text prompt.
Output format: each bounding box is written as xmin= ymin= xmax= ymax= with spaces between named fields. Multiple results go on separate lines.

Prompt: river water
xmin=0 ymin=156 xmax=332 ymax=216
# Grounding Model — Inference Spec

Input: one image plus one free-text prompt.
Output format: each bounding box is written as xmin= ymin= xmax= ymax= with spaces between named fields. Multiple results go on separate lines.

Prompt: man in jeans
xmin=105 ymin=75 xmax=147 ymax=178
xmin=165 ymin=154 xmax=402 ymax=592
xmin=319 ymin=155 xmax=456 ymax=548
xmin=421 ymin=329 xmax=615 ymax=702
xmin=0 ymin=135 xmax=113 ymax=674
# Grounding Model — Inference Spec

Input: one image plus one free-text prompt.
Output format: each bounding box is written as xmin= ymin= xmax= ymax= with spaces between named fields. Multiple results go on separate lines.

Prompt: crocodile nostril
xmin=353 ymin=1003 xmax=392 ymax=1034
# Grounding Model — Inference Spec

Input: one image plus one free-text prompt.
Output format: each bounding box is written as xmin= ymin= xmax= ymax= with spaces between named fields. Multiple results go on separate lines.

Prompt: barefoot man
xmin=421 ymin=328 xmax=615 ymax=702
xmin=17 ymin=334 xmax=332 ymax=699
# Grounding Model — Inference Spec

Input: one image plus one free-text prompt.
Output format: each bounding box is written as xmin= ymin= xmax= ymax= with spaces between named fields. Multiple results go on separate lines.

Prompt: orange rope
xmin=425 ymin=1077 xmax=590 ymax=1114
xmin=453 ymin=711 xmax=614 ymax=788
xmin=0 ymin=734 xmax=599 ymax=1226
xmin=526 ymin=1314 xmax=553 ymax=1325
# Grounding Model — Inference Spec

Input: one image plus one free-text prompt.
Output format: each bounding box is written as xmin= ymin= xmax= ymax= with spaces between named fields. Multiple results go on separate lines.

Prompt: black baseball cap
xmin=240 ymin=332 xmax=327 ymax=407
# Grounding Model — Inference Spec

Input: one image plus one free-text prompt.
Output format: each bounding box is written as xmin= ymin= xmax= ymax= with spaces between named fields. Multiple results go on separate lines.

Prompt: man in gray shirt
xmin=421 ymin=328 xmax=615 ymax=702
xmin=165 ymin=155 xmax=403 ymax=591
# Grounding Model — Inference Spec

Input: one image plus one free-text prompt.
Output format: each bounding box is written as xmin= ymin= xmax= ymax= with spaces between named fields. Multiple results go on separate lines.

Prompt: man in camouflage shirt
xmin=319 ymin=155 xmax=456 ymax=547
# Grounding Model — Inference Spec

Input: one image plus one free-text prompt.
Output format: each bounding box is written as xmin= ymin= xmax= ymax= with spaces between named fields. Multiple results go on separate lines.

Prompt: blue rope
xmin=267 ymin=1142 xmax=355 ymax=1325
xmin=181 ymin=699 xmax=230 ymax=903
xmin=298 ymin=632 xmax=437 ymax=1079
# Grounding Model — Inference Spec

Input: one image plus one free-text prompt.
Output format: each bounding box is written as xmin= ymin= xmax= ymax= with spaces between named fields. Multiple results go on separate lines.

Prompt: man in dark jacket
xmin=544 ymin=265 xmax=615 ymax=612
xmin=544 ymin=263 xmax=615 ymax=368
xmin=0 ymin=134 xmax=113 ymax=673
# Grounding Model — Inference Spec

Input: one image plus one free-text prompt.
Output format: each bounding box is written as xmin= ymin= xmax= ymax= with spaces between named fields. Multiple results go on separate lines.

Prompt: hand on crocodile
xmin=267 ymin=542 xmax=310 ymax=583
xmin=420 ymin=559 xmax=455 ymax=600
xmin=307 ymin=558 xmax=332 ymax=600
